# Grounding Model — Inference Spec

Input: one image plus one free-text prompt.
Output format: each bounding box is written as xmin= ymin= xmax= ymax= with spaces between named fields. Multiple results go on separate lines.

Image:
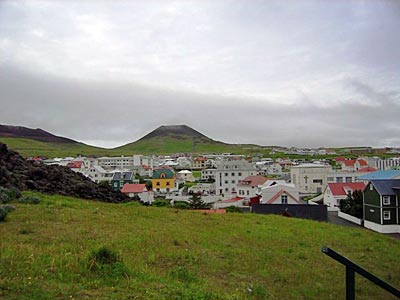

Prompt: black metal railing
xmin=321 ymin=246 xmax=400 ymax=299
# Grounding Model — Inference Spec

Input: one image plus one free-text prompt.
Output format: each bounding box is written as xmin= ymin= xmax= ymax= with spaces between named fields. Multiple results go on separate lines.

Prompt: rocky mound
xmin=0 ymin=124 xmax=78 ymax=143
xmin=0 ymin=143 xmax=128 ymax=203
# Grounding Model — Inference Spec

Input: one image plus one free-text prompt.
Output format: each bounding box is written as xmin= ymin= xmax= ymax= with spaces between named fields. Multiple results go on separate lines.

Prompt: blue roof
xmin=370 ymin=179 xmax=400 ymax=196
xmin=357 ymin=170 xmax=400 ymax=181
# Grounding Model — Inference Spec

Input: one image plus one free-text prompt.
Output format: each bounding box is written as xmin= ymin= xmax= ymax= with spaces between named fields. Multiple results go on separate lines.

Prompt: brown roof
xmin=121 ymin=184 xmax=147 ymax=194
xmin=237 ymin=175 xmax=268 ymax=187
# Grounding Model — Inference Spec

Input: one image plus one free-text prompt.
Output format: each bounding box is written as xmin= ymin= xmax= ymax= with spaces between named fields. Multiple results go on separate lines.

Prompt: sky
xmin=0 ymin=0 xmax=399 ymax=149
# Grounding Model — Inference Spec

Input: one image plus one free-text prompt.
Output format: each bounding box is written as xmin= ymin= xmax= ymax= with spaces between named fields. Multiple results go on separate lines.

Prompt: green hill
xmin=0 ymin=125 xmax=265 ymax=158
xmin=1 ymin=192 xmax=399 ymax=299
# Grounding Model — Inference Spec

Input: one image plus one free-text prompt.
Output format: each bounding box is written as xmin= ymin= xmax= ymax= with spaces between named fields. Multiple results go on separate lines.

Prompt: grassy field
xmin=1 ymin=192 xmax=399 ymax=300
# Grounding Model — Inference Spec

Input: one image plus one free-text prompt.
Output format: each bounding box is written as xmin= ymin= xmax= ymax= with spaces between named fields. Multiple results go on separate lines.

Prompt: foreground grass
xmin=0 ymin=192 xmax=399 ymax=300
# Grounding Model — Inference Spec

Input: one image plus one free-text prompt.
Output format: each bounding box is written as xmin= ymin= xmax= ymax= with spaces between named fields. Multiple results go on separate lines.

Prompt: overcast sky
xmin=1 ymin=0 xmax=399 ymax=148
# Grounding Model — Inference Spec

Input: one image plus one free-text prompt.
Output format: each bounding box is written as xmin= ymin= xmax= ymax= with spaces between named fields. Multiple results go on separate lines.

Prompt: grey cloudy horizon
xmin=1 ymin=0 xmax=399 ymax=149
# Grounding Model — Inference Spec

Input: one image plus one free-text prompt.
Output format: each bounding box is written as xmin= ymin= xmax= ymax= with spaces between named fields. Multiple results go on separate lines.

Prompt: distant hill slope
xmin=0 ymin=125 xmax=77 ymax=143
xmin=115 ymin=124 xmax=253 ymax=154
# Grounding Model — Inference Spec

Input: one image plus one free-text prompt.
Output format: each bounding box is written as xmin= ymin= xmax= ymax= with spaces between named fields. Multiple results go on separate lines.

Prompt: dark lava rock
xmin=0 ymin=143 xmax=128 ymax=203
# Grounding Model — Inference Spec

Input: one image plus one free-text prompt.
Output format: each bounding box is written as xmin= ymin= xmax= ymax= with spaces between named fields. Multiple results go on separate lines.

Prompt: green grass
xmin=1 ymin=192 xmax=399 ymax=299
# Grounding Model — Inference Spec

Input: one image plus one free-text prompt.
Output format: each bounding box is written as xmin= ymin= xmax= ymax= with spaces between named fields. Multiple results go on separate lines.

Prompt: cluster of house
xmin=42 ymin=153 xmax=400 ymax=233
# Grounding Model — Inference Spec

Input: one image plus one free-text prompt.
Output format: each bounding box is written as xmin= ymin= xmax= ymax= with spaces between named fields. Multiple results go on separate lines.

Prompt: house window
xmin=166 ymin=182 xmax=170 ymax=186
xmin=238 ymin=172 xmax=242 ymax=176
xmin=231 ymin=180 xmax=235 ymax=184
xmin=225 ymin=180 xmax=228 ymax=184
xmin=345 ymin=177 xmax=352 ymax=183
xmin=225 ymin=173 xmax=228 ymax=176
xmin=156 ymin=182 xmax=160 ymax=186
xmin=370 ymin=184 xmax=373 ymax=191
xmin=383 ymin=196 xmax=390 ymax=205
xmin=383 ymin=211 xmax=391 ymax=220
xmin=247 ymin=190 xmax=249 ymax=196
xmin=231 ymin=173 xmax=235 ymax=176
xmin=281 ymin=195 xmax=288 ymax=204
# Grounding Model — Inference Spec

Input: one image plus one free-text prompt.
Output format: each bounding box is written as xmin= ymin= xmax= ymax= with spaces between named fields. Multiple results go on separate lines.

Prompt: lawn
xmin=0 ymin=192 xmax=399 ymax=299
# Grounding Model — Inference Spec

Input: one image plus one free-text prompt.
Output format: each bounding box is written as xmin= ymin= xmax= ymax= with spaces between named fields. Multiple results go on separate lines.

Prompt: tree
xmin=339 ymin=190 xmax=363 ymax=219
xmin=188 ymin=193 xmax=210 ymax=210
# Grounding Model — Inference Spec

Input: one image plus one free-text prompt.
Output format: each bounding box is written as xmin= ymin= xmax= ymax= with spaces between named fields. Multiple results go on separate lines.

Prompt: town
xmin=40 ymin=148 xmax=400 ymax=234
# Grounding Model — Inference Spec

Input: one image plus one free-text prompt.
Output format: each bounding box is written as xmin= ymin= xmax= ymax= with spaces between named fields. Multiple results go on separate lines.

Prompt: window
xmin=238 ymin=172 xmax=242 ymax=176
xmin=231 ymin=180 xmax=235 ymax=184
xmin=327 ymin=177 xmax=333 ymax=182
xmin=247 ymin=190 xmax=250 ymax=196
xmin=345 ymin=177 xmax=352 ymax=183
xmin=370 ymin=184 xmax=373 ymax=191
xmin=225 ymin=173 xmax=228 ymax=176
xmin=383 ymin=211 xmax=391 ymax=220
xmin=156 ymin=182 xmax=160 ymax=186
xmin=281 ymin=195 xmax=288 ymax=204
xmin=313 ymin=179 xmax=323 ymax=184
xmin=166 ymin=182 xmax=170 ymax=186
xmin=225 ymin=180 xmax=228 ymax=184
xmin=337 ymin=177 xmax=343 ymax=183
xmin=383 ymin=196 xmax=390 ymax=205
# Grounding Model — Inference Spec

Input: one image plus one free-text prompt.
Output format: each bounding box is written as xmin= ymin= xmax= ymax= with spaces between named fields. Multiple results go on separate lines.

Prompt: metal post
xmin=346 ymin=266 xmax=355 ymax=300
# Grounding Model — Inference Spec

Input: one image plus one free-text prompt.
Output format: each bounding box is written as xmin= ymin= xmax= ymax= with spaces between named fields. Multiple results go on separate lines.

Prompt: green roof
xmin=152 ymin=168 xmax=175 ymax=179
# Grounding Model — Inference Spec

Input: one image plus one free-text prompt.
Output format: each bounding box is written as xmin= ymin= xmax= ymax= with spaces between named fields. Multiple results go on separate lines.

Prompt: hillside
xmin=115 ymin=125 xmax=255 ymax=154
xmin=0 ymin=124 xmax=262 ymax=157
xmin=0 ymin=143 xmax=127 ymax=202
xmin=0 ymin=192 xmax=399 ymax=299
xmin=0 ymin=124 xmax=77 ymax=144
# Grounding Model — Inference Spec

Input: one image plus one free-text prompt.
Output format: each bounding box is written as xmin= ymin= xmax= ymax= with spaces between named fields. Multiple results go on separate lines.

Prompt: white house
xmin=215 ymin=159 xmax=257 ymax=196
xmin=261 ymin=183 xmax=301 ymax=204
xmin=176 ymin=170 xmax=196 ymax=182
xmin=237 ymin=175 xmax=269 ymax=198
xmin=121 ymin=183 xmax=154 ymax=203
xmin=290 ymin=163 xmax=332 ymax=194
xmin=323 ymin=182 xmax=365 ymax=209
xmin=201 ymin=168 xmax=216 ymax=181
xmin=84 ymin=165 xmax=114 ymax=183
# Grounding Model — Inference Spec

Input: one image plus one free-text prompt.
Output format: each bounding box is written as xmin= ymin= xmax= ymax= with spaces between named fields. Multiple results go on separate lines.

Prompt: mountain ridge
xmin=0 ymin=124 xmax=78 ymax=144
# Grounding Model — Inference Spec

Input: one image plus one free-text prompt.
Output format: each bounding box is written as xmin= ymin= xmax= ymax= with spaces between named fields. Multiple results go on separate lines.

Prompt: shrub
xmin=88 ymin=247 xmax=121 ymax=271
xmin=87 ymin=246 xmax=129 ymax=279
xmin=0 ymin=193 xmax=9 ymax=204
xmin=225 ymin=205 xmax=242 ymax=213
xmin=19 ymin=195 xmax=41 ymax=204
xmin=174 ymin=201 xmax=190 ymax=209
xmin=0 ymin=204 xmax=15 ymax=222
xmin=152 ymin=199 xmax=170 ymax=207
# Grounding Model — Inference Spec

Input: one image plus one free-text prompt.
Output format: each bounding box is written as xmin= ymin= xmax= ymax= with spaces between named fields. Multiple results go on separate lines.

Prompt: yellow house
xmin=152 ymin=168 xmax=176 ymax=193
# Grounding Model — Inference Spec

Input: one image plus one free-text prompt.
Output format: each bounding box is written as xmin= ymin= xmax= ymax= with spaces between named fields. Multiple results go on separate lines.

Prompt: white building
xmin=176 ymin=170 xmax=196 ymax=182
xmin=201 ymin=168 xmax=216 ymax=181
xmin=215 ymin=159 xmax=257 ymax=196
xmin=323 ymin=182 xmax=365 ymax=209
xmin=291 ymin=163 xmax=332 ymax=194
xmin=261 ymin=183 xmax=301 ymax=204
xmin=237 ymin=175 xmax=269 ymax=198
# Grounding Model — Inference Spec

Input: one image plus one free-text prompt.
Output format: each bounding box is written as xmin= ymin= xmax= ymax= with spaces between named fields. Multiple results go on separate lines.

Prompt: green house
xmin=111 ymin=171 xmax=135 ymax=191
xmin=363 ymin=179 xmax=400 ymax=233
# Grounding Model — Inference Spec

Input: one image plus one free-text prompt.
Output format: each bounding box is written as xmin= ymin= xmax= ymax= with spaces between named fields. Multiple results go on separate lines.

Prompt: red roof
xmin=358 ymin=167 xmax=377 ymax=173
xmin=327 ymin=182 xmax=366 ymax=196
xmin=358 ymin=159 xmax=368 ymax=166
xmin=121 ymin=184 xmax=147 ymax=194
xmin=194 ymin=157 xmax=206 ymax=162
xmin=142 ymin=164 xmax=151 ymax=170
xmin=342 ymin=159 xmax=356 ymax=167
xmin=67 ymin=161 xmax=83 ymax=168
xmin=238 ymin=175 xmax=268 ymax=187
xmin=219 ymin=197 xmax=244 ymax=203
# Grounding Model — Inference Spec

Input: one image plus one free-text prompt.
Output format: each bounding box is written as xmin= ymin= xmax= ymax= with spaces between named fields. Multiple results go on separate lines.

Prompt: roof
xmin=113 ymin=171 xmax=133 ymax=181
xmin=327 ymin=182 xmax=366 ymax=196
xmin=219 ymin=197 xmax=244 ymax=203
xmin=178 ymin=170 xmax=192 ymax=174
xmin=141 ymin=164 xmax=151 ymax=170
xmin=368 ymin=179 xmax=400 ymax=196
xmin=67 ymin=161 xmax=83 ymax=168
xmin=121 ymin=184 xmax=147 ymax=194
xmin=358 ymin=167 xmax=377 ymax=173
xmin=342 ymin=159 xmax=368 ymax=167
xmin=237 ymin=175 xmax=268 ymax=187
xmin=357 ymin=170 xmax=400 ymax=180
xmin=194 ymin=157 xmax=206 ymax=162
xmin=266 ymin=190 xmax=301 ymax=204
xmin=152 ymin=168 xmax=175 ymax=179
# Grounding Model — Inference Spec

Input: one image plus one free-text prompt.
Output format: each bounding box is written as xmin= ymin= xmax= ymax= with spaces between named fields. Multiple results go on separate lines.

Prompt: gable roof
xmin=368 ymin=179 xmax=400 ymax=196
xmin=67 ymin=161 xmax=83 ymax=169
xmin=358 ymin=167 xmax=377 ymax=173
xmin=327 ymin=182 xmax=366 ymax=196
xmin=121 ymin=184 xmax=147 ymax=194
xmin=113 ymin=171 xmax=133 ymax=181
xmin=237 ymin=175 xmax=268 ymax=187
xmin=152 ymin=168 xmax=175 ymax=179
xmin=266 ymin=189 xmax=301 ymax=204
